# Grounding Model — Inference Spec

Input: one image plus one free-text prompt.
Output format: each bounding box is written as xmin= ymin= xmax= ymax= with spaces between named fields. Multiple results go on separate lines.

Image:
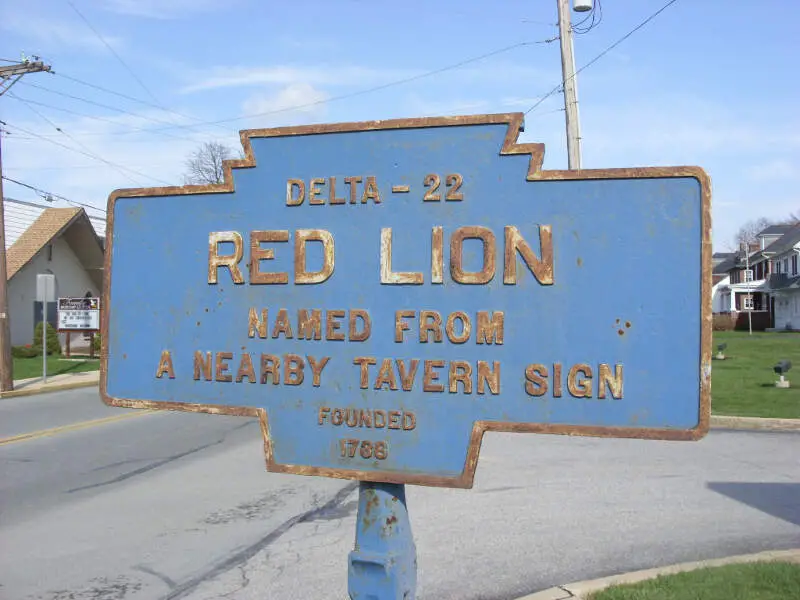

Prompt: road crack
xmin=161 ymin=481 xmax=358 ymax=600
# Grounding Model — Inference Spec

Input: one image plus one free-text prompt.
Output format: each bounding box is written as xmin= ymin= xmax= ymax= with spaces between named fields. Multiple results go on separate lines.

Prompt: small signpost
xmin=102 ymin=113 xmax=711 ymax=599
xmin=58 ymin=297 xmax=100 ymax=358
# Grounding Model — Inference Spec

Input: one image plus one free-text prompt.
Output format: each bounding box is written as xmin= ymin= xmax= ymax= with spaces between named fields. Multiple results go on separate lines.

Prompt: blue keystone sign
xmin=102 ymin=113 xmax=711 ymax=488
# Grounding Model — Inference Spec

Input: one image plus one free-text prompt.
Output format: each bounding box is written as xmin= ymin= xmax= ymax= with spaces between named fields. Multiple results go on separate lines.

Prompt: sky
xmin=1 ymin=0 xmax=798 ymax=251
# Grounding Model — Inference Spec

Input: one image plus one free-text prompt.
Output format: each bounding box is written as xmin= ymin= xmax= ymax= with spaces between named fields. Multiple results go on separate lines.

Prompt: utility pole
xmin=0 ymin=57 xmax=52 ymax=391
xmin=556 ymin=0 xmax=583 ymax=169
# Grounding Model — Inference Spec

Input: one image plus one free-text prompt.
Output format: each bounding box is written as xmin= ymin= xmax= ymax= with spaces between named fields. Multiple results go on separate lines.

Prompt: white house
xmin=766 ymin=226 xmax=800 ymax=330
xmin=6 ymin=207 xmax=104 ymax=347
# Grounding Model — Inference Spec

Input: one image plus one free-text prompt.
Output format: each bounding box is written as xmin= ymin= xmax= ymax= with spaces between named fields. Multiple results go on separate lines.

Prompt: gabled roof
xmin=714 ymin=254 xmax=738 ymax=275
xmin=6 ymin=208 xmax=104 ymax=287
xmin=762 ymin=223 xmax=800 ymax=257
xmin=759 ymin=224 xmax=796 ymax=237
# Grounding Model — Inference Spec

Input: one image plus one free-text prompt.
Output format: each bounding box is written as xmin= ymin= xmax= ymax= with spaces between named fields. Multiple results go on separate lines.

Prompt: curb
xmin=710 ymin=415 xmax=800 ymax=432
xmin=517 ymin=548 xmax=800 ymax=599
xmin=0 ymin=378 xmax=99 ymax=400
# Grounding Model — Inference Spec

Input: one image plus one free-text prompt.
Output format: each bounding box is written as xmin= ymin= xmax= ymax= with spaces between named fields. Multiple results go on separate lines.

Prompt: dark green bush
xmin=33 ymin=322 xmax=62 ymax=356
xmin=12 ymin=345 xmax=40 ymax=358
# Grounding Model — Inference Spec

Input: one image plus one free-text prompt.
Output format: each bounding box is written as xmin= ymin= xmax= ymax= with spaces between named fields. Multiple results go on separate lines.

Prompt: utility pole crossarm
xmin=0 ymin=61 xmax=52 ymax=79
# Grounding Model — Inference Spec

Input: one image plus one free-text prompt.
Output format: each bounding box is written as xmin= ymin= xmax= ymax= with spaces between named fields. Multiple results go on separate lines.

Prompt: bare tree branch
xmin=734 ymin=217 xmax=773 ymax=249
xmin=183 ymin=142 xmax=236 ymax=185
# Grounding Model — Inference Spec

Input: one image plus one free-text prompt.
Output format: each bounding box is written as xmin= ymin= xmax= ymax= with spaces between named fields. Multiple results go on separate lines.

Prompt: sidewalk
xmin=0 ymin=369 xmax=100 ymax=399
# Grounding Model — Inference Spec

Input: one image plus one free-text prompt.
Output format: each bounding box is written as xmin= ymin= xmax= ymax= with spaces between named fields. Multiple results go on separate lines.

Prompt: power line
xmin=1 ymin=121 xmax=171 ymax=186
xmin=69 ymin=37 xmax=559 ymax=135
xmin=8 ymin=88 xmax=206 ymax=143
xmin=16 ymin=80 xmax=211 ymax=139
xmin=525 ymin=0 xmax=679 ymax=115
xmin=52 ymin=72 xmax=237 ymax=136
xmin=65 ymin=0 xmax=166 ymax=111
xmin=8 ymin=91 xmax=145 ymax=186
xmin=2 ymin=175 xmax=107 ymax=214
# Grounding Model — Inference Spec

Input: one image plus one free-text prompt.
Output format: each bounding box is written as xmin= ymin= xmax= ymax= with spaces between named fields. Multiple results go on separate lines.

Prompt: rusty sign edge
xmin=100 ymin=111 xmax=712 ymax=489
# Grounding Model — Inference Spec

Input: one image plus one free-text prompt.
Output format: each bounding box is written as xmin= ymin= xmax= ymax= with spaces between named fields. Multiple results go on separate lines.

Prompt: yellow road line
xmin=0 ymin=410 xmax=155 ymax=446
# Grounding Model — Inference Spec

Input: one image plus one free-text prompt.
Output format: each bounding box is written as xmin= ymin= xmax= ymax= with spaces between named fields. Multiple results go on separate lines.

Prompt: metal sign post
xmin=37 ymin=273 xmax=56 ymax=383
xmin=101 ymin=113 xmax=711 ymax=599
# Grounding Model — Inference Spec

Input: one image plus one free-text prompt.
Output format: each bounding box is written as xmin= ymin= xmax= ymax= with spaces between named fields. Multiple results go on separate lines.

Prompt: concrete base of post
xmin=348 ymin=481 xmax=417 ymax=600
xmin=775 ymin=376 xmax=790 ymax=388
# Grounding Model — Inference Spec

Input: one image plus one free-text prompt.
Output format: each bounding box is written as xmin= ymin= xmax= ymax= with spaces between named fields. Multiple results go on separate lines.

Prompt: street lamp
xmin=574 ymin=0 xmax=593 ymax=11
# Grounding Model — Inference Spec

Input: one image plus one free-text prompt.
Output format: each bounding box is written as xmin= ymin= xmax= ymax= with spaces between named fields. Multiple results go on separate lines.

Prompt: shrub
xmin=12 ymin=344 xmax=40 ymax=358
xmin=33 ymin=322 xmax=62 ymax=356
xmin=93 ymin=333 xmax=101 ymax=354
xmin=712 ymin=313 xmax=736 ymax=331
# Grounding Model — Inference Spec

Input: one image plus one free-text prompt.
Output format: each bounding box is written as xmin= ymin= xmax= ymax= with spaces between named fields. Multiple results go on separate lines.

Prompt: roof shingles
xmin=6 ymin=208 xmax=82 ymax=279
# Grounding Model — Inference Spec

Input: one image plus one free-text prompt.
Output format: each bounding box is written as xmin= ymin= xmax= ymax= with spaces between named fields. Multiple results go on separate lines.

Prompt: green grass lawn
xmin=590 ymin=562 xmax=800 ymax=600
xmin=13 ymin=356 xmax=100 ymax=380
xmin=712 ymin=331 xmax=800 ymax=419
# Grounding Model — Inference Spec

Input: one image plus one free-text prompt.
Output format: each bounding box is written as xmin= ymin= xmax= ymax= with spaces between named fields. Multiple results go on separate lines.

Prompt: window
xmin=777 ymin=261 xmax=782 ymax=274
xmin=793 ymin=255 xmax=798 ymax=276
xmin=784 ymin=258 xmax=789 ymax=273
xmin=744 ymin=269 xmax=754 ymax=282
xmin=743 ymin=295 xmax=754 ymax=310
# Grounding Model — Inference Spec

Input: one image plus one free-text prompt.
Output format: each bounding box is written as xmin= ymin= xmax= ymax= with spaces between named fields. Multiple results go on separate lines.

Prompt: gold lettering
xmin=423 ymin=359 xmax=445 ymax=392
xmin=374 ymin=358 xmax=398 ymax=390
xmin=326 ymin=309 xmax=346 ymax=341
xmin=271 ymin=308 xmax=293 ymax=339
xmin=193 ymin=351 xmax=212 ymax=381
xmin=235 ymin=353 xmax=256 ymax=383
xmin=260 ymin=354 xmax=280 ymax=385
xmin=381 ymin=228 xmax=423 ymax=284
xmin=215 ymin=351 xmax=233 ymax=382
xmin=345 ymin=176 xmax=362 ymax=204
xmin=445 ymin=311 xmax=471 ymax=344
xmin=286 ymin=179 xmax=305 ymax=205
xmin=332 ymin=408 xmax=344 ymax=425
xmin=553 ymin=363 xmax=563 ymax=397
xmin=525 ymin=364 xmax=548 ymax=396
xmin=476 ymin=311 xmax=504 ymax=345
xmin=403 ymin=412 xmax=416 ymax=430
xmin=297 ymin=309 xmax=322 ymax=340
xmin=308 ymin=355 xmax=330 ymax=387
xmin=420 ymin=310 xmax=442 ymax=343
xmin=598 ymin=363 xmax=624 ymax=399
xmin=477 ymin=361 xmax=500 ymax=395
xmin=329 ymin=176 xmax=346 ymax=205
xmin=362 ymin=175 xmax=381 ymax=203
xmin=504 ymin=225 xmax=554 ymax=285
xmin=294 ymin=229 xmax=335 ymax=285
xmin=374 ymin=410 xmax=386 ymax=428
xmin=309 ymin=178 xmax=325 ymax=205
xmin=568 ymin=364 xmax=592 ymax=398
xmin=395 ymin=310 xmax=414 ymax=342
xmin=318 ymin=406 xmax=330 ymax=425
xmin=431 ymin=226 xmax=444 ymax=284
xmin=156 ymin=350 xmax=175 ymax=379
xmin=354 ymin=356 xmax=377 ymax=389
xmin=208 ymin=231 xmax=244 ymax=284
xmin=284 ymin=354 xmax=304 ymax=386
xmin=396 ymin=359 xmax=419 ymax=391
xmin=388 ymin=411 xmax=401 ymax=429
xmin=449 ymin=360 xmax=472 ymax=393
xmin=359 ymin=409 xmax=372 ymax=427
xmin=248 ymin=308 xmax=268 ymax=338
xmin=349 ymin=309 xmax=371 ymax=341
xmin=450 ymin=226 xmax=496 ymax=284
xmin=250 ymin=230 xmax=289 ymax=284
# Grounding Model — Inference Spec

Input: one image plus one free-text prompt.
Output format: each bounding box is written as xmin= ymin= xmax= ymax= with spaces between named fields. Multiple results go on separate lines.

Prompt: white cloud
xmin=180 ymin=65 xmax=416 ymax=94
xmin=745 ymin=160 xmax=800 ymax=182
xmin=100 ymin=0 xmax=232 ymax=19
xmin=0 ymin=13 xmax=123 ymax=52
xmin=240 ymin=83 xmax=329 ymax=127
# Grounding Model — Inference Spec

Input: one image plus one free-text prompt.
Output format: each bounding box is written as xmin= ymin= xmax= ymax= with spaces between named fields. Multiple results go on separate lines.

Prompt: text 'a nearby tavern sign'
xmin=101 ymin=113 xmax=711 ymax=488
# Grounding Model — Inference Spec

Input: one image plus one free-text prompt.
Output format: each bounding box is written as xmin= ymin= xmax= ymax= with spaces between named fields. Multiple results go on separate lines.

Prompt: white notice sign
xmin=58 ymin=297 xmax=100 ymax=331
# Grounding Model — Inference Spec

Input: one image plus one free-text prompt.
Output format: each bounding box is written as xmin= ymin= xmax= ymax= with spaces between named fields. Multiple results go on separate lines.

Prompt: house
xmin=712 ymin=252 xmax=735 ymax=313
xmin=764 ymin=223 xmax=800 ymax=330
xmin=5 ymin=207 xmax=104 ymax=347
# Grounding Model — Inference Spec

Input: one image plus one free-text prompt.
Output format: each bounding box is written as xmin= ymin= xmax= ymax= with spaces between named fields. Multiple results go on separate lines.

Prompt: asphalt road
xmin=0 ymin=389 xmax=798 ymax=600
